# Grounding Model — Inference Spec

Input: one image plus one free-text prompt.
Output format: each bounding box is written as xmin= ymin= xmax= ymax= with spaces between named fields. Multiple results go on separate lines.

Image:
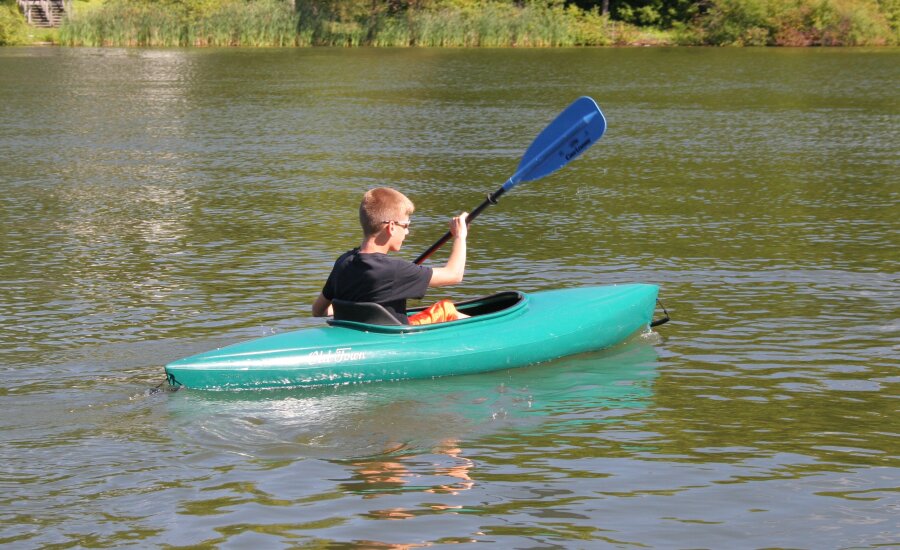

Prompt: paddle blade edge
xmin=510 ymin=96 xmax=607 ymax=189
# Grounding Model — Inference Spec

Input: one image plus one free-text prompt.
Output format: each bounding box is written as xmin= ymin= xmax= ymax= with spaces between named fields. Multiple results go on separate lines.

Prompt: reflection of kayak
xmin=163 ymin=342 xmax=660 ymax=461
xmin=165 ymin=284 xmax=660 ymax=391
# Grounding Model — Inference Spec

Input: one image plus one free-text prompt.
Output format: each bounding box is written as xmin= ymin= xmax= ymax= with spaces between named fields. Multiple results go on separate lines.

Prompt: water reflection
xmin=163 ymin=339 xmax=659 ymax=459
xmin=341 ymin=438 xmax=476 ymax=508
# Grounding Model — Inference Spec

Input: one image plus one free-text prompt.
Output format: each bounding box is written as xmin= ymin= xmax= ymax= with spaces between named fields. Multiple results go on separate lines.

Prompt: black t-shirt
xmin=322 ymin=248 xmax=433 ymax=324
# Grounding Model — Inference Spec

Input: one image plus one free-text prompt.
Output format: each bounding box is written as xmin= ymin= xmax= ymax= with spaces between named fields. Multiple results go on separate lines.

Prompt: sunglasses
xmin=382 ymin=220 xmax=411 ymax=230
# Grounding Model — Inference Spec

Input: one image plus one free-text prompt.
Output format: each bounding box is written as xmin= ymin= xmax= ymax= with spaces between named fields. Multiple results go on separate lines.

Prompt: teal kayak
xmin=165 ymin=284 xmax=661 ymax=391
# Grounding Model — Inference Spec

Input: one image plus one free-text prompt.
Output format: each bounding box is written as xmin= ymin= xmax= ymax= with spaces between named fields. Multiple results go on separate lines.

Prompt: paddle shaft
xmin=413 ymin=186 xmax=506 ymax=265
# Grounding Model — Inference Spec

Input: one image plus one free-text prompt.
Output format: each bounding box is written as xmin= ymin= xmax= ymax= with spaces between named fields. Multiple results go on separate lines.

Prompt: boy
xmin=311 ymin=187 xmax=468 ymax=325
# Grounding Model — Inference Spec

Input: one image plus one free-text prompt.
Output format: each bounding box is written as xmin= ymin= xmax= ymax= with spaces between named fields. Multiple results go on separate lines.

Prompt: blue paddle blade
xmin=414 ymin=97 xmax=605 ymax=264
xmin=505 ymin=96 xmax=606 ymax=191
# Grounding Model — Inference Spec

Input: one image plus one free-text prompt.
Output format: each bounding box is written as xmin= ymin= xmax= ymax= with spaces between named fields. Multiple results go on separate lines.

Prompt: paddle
xmin=414 ymin=96 xmax=607 ymax=265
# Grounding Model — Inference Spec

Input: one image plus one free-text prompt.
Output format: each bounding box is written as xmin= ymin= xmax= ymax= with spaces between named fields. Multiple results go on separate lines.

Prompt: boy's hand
xmin=450 ymin=212 xmax=468 ymax=240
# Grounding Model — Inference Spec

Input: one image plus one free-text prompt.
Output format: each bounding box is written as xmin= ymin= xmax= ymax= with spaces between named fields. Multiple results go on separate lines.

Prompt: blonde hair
xmin=359 ymin=187 xmax=415 ymax=236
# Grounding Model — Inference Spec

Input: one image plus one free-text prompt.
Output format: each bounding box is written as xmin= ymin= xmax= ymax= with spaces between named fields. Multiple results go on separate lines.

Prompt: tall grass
xmin=195 ymin=0 xmax=298 ymax=46
xmin=59 ymin=0 xmax=627 ymax=47
xmin=302 ymin=2 xmax=616 ymax=47
xmin=56 ymin=0 xmax=898 ymax=47
xmin=60 ymin=0 xmax=298 ymax=46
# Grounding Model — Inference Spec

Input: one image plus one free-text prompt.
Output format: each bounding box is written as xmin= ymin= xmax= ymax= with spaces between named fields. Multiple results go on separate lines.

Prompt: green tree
xmin=0 ymin=0 xmax=28 ymax=45
xmin=695 ymin=0 xmax=895 ymax=45
xmin=565 ymin=0 xmax=699 ymax=26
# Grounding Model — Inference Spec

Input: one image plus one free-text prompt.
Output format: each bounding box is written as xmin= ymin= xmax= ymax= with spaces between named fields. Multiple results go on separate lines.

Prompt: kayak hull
xmin=165 ymin=284 xmax=659 ymax=391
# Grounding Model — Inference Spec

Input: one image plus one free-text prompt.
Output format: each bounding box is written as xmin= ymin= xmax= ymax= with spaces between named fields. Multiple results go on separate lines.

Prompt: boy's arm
xmin=312 ymin=292 xmax=333 ymax=317
xmin=429 ymin=213 xmax=468 ymax=287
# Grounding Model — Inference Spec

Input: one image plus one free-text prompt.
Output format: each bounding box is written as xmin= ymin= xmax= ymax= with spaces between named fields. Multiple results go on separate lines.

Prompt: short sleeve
xmin=390 ymin=259 xmax=432 ymax=300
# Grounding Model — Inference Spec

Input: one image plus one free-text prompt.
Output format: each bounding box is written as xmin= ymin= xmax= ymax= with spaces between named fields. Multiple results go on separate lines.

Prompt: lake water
xmin=1 ymin=46 xmax=898 ymax=547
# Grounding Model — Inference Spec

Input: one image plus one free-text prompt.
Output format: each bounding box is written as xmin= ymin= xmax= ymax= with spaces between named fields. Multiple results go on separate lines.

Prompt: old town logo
xmin=308 ymin=347 xmax=366 ymax=365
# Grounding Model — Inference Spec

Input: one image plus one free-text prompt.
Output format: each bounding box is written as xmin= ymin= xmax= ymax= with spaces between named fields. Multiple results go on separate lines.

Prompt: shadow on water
xmin=160 ymin=336 xmax=661 ymax=461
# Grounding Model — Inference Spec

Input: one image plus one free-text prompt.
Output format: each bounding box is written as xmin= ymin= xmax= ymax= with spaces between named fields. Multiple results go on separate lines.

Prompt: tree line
xmin=2 ymin=0 xmax=898 ymax=46
xmin=292 ymin=0 xmax=897 ymax=45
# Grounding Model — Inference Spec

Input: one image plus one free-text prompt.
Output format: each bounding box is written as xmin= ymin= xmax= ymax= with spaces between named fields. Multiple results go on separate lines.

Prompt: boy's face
xmin=386 ymin=219 xmax=411 ymax=252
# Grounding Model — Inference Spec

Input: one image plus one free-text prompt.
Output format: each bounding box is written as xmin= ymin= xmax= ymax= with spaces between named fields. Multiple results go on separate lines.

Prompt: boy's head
xmin=359 ymin=187 xmax=415 ymax=237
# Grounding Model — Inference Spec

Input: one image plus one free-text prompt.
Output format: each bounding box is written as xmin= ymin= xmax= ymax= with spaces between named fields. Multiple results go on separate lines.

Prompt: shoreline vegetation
xmin=2 ymin=0 xmax=898 ymax=47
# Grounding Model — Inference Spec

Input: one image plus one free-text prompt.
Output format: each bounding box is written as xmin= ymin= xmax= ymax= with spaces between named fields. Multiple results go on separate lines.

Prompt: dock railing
xmin=17 ymin=0 xmax=69 ymax=27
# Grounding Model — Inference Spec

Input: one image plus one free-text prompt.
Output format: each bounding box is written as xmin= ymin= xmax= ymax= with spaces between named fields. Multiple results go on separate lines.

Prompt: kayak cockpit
xmin=327 ymin=291 xmax=526 ymax=333
xmin=447 ymin=291 xmax=523 ymax=316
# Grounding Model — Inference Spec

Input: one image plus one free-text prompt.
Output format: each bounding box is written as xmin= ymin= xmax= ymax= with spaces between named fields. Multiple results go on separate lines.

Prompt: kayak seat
xmin=331 ymin=299 xmax=403 ymax=326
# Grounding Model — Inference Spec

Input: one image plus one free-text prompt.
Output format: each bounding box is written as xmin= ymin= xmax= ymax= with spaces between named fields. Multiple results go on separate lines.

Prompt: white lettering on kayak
xmin=308 ymin=347 xmax=366 ymax=365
